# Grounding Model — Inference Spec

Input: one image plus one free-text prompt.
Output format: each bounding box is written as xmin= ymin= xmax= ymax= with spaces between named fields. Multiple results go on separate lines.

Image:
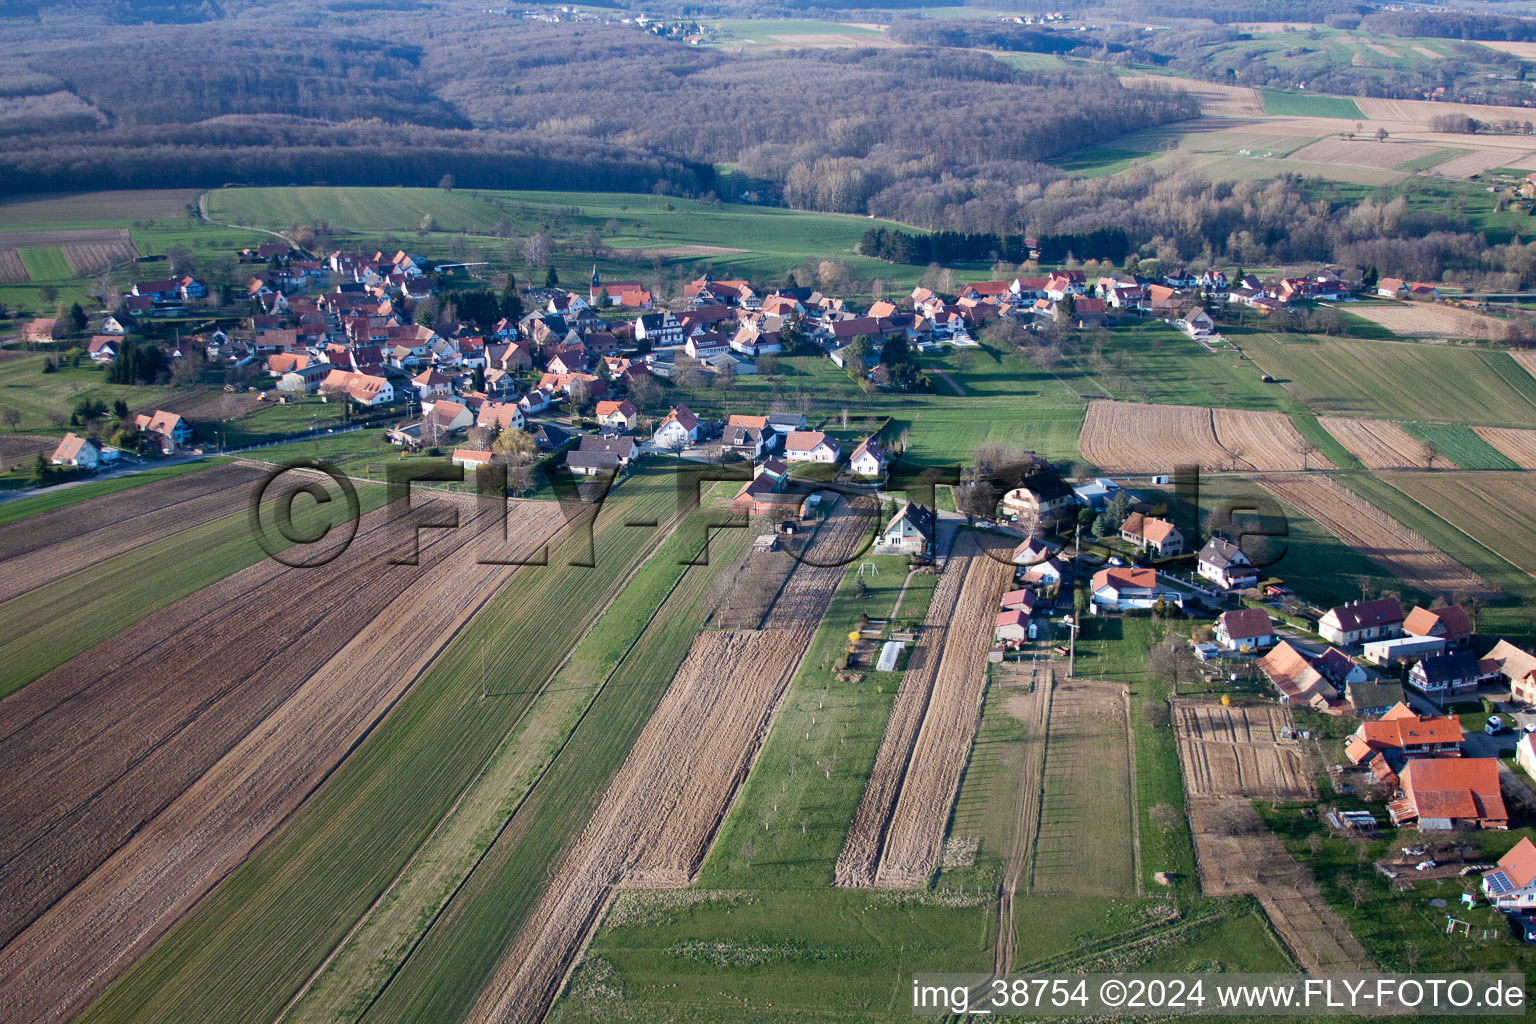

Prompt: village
xmin=16 ymin=232 xmax=1536 ymax=954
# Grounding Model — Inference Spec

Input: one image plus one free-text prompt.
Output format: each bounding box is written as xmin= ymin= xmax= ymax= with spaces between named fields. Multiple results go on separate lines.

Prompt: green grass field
xmin=699 ymin=555 xmax=937 ymax=890
xmin=1049 ymin=143 xmax=1160 ymax=179
xmin=1069 ymin=321 xmax=1298 ymax=412
xmin=77 ymin=468 xmax=709 ymax=1024
xmin=1400 ymin=421 xmax=1522 ymax=470
xmin=1237 ymin=332 xmax=1536 ymax=427
xmin=1257 ymin=88 xmax=1365 ymax=119
xmin=0 ymin=354 xmax=180 ymax=434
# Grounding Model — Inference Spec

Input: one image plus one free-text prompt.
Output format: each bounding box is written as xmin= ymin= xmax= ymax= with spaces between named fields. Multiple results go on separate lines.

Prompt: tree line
xmin=857 ymin=226 xmax=1131 ymax=266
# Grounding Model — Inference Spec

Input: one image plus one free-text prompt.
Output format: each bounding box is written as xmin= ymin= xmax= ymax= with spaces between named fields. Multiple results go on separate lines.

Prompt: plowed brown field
xmin=1256 ymin=473 xmax=1489 ymax=596
xmin=834 ymin=550 xmax=969 ymax=887
xmin=1319 ymin=417 xmax=1436 ymax=470
xmin=0 ymin=495 xmax=561 ymax=1024
xmin=1080 ymin=401 xmax=1325 ymax=473
xmin=873 ymin=546 xmax=1012 ymax=888
xmin=1473 ymin=426 xmax=1536 ymax=469
xmin=1172 ymin=701 xmax=1310 ymax=801
xmin=60 ymin=231 xmax=136 ymax=276
xmin=0 ymin=250 xmax=26 ymax=284
xmin=0 ymin=461 xmax=264 ymax=602
xmin=468 ymin=501 xmax=876 ymax=1024
xmin=0 ymin=433 xmax=52 ymax=470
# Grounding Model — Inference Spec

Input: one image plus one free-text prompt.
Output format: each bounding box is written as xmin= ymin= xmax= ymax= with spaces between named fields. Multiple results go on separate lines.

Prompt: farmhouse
xmin=1197 ymin=535 xmax=1258 ymax=590
xmin=999 ymin=469 xmax=1076 ymax=525
xmin=87 ymin=337 xmax=118 ymax=363
xmin=1011 ymin=537 xmax=1066 ymax=586
xmin=1482 ymin=837 xmax=1536 ymax=910
xmin=322 ymin=369 xmax=394 ymax=407
xmin=1345 ymin=680 xmax=1406 ymax=718
xmin=1317 ymin=647 xmax=1370 ymax=687
xmin=1390 ymin=758 xmax=1506 ymax=830
xmin=784 ymin=431 xmax=840 ymax=464
xmin=1318 ymin=597 xmax=1404 ymax=646
xmin=1345 ymin=703 xmax=1463 ymax=769
xmin=730 ymin=459 xmax=793 ymax=515
xmin=1482 ymin=640 xmax=1536 ymax=705
xmin=1213 ymin=608 xmax=1274 ymax=652
xmin=999 ymin=588 xmax=1036 ymax=614
xmin=50 ymin=432 xmax=100 ymax=469
xmin=1258 ymin=641 xmax=1339 ymax=709
xmin=873 ymin=501 xmax=935 ymax=557
xmin=1119 ymin=513 xmax=1183 ymax=557
xmin=23 ymin=318 xmax=58 ymax=343
xmin=1403 ymin=605 xmax=1472 ymax=649
xmin=1408 ymin=649 xmax=1495 ymax=699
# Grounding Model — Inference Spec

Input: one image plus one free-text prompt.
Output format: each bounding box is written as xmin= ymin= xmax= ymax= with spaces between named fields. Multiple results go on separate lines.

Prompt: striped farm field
xmin=1319 ymin=417 xmax=1434 ymax=469
xmin=1256 ymin=474 xmax=1489 ymax=597
xmin=1239 ymin=334 xmax=1536 ymax=426
xmin=1400 ymin=422 xmax=1521 ymax=471
xmin=0 ymin=249 xmax=27 ymax=284
xmin=1473 ymin=426 xmax=1536 ymax=469
xmin=1376 ymin=472 xmax=1536 ymax=582
xmin=1346 ymin=302 xmax=1508 ymax=340
xmin=1287 ymin=138 xmax=1448 ymax=170
xmin=1080 ymin=400 xmax=1325 ymax=474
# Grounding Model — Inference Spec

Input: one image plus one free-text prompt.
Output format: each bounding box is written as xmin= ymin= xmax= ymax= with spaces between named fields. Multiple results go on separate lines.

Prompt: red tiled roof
xmin=1402 ymin=758 xmax=1505 ymax=823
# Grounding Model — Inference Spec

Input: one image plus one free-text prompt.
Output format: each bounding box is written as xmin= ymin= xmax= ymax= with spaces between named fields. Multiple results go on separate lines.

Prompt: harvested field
xmin=1121 ymin=75 xmax=1263 ymax=117
xmin=1189 ymin=800 xmax=1374 ymax=972
xmin=1473 ymin=426 xmax=1536 ymax=469
xmin=1172 ymin=701 xmax=1309 ymax=801
xmin=1212 ymin=407 xmax=1335 ymax=471
xmin=713 ymin=544 xmax=798 ymax=629
xmin=1378 ymin=471 xmax=1536 ymax=580
xmin=467 ymin=500 xmax=876 ymax=1024
xmin=0 ymin=432 xmax=52 ymax=469
xmin=1287 ymin=138 xmax=1446 ymax=169
xmin=0 ymin=461 xmax=263 ymax=603
xmin=60 ymin=230 xmax=136 ymax=275
xmin=1080 ymin=400 xmax=1325 ymax=474
xmin=1173 ymin=699 xmax=1370 ymax=972
xmin=1355 ymin=96 xmax=1536 ymax=127
xmin=0 ymin=495 xmax=563 ymax=1024
xmin=1512 ymin=350 xmax=1536 ymax=383
xmin=156 ymin=387 xmax=263 ymax=422
xmin=0 ymin=189 xmax=201 ymax=227
xmin=873 ymin=545 xmax=1014 ymax=888
xmin=1030 ymin=679 xmax=1136 ymax=895
xmin=0 ymin=249 xmax=26 ymax=284
xmin=1348 ymin=301 xmax=1508 ymax=340
xmin=1431 ymin=149 xmax=1519 ymax=178
xmin=0 ymin=226 xmax=140 ymax=249
xmin=1319 ymin=417 xmax=1436 ymax=470
xmin=834 ymin=549 xmax=969 ymax=887
xmin=1412 ymin=46 xmax=1443 ymax=60
xmin=1256 ymin=473 xmax=1489 ymax=596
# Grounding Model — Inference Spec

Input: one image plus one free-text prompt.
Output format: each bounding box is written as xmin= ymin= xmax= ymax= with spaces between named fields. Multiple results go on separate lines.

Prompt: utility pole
xmin=1067 ymin=519 xmax=1083 ymax=679
xmin=480 ymin=637 xmax=487 ymax=702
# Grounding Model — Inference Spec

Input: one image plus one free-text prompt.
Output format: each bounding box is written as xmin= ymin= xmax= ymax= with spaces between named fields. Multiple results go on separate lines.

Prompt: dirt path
xmin=933 ymin=370 xmax=968 ymax=397
xmin=993 ymin=658 xmax=1052 ymax=977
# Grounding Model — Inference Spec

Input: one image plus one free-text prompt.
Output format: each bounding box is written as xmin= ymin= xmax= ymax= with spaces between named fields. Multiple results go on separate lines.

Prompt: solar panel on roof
xmin=1486 ymin=870 xmax=1515 ymax=895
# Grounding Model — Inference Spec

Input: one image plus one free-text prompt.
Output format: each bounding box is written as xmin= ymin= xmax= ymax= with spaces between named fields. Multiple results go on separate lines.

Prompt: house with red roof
xmin=595 ymin=399 xmax=638 ymax=432
xmin=1318 ymin=597 xmax=1404 ymax=646
xmin=132 ymin=410 xmax=192 ymax=452
xmin=1483 ymin=837 xmax=1536 ymax=909
xmin=51 ymin=432 xmax=100 ymax=469
xmin=653 ymin=404 xmax=699 ymax=448
xmin=1391 ymin=757 xmax=1506 ymax=830
xmin=1090 ymin=567 xmax=1177 ymax=612
xmin=1403 ymin=605 xmax=1472 ymax=649
xmin=994 ymin=609 xmax=1031 ymax=644
xmin=1345 ymin=703 xmax=1463 ymax=772
xmin=1119 ymin=512 xmax=1183 ymax=557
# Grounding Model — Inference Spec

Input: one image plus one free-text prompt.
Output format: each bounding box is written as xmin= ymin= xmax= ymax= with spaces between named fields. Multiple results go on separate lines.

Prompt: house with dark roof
xmin=1408 ymin=649 xmax=1496 ymax=699
xmin=1484 ymin=640 xmax=1536 ymax=705
xmin=1345 ymin=680 xmax=1405 ymax=718
xmin=1000 ymin=469 xmax=1076 ymax=526
xmin=874 ymin=501 xmax=935 ymax=557
xmin=1197 ymin=536 xmax=1258 ymax=590
xmin=1214 ymin=608 xmax=1274 ymax=651
xmin=730 ymin=459 xmax=795 ymax=515
xmin=1318 ymin=597 xmax=1404 ymax=646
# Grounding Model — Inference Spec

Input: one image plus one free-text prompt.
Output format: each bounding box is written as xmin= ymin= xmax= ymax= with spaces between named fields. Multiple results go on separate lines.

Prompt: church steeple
xmin=590 ymin=263 xmax=600 ymax=288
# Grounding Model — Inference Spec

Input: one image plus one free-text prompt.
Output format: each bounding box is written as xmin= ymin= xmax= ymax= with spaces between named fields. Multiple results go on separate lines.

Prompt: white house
xmin=848 ymin=437 xmax=888 ymax=477
xmin=595 ymin=399 xmax=639 ymax=432
xmin=51 ymin=432 xmax=100 ymax=469
xmin=519 ymin=389 xmax=555 ymax=415
xmin=784 ymin=430 xmax=840 ymax=464
xmin=1197 ymin=536 xmax=1258 ymax=590
xmin=1318 ymin=598 xmax=1404 ymax=646
xmin=653 ymin=404 xmax=699 ymax=448
xmin=874 ymin=501 xmax=935 ymax=557
xmin=1214 ymin=608 xmax=1275 ymax=652
xmin=1483 ymin=836 xmax=1536 ymax=910
xmin=1090 ymin=567 xmax=1177 ymax=612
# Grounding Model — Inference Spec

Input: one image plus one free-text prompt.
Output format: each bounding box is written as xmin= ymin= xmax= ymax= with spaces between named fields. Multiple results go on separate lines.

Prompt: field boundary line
xmin=287 ymin=503 xmax=695 ymax=1024
xmin=1343 ymin=474 xmax=1534 ymax=585
xmin=1123 ymin=688 xmax=1143 ymax=897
